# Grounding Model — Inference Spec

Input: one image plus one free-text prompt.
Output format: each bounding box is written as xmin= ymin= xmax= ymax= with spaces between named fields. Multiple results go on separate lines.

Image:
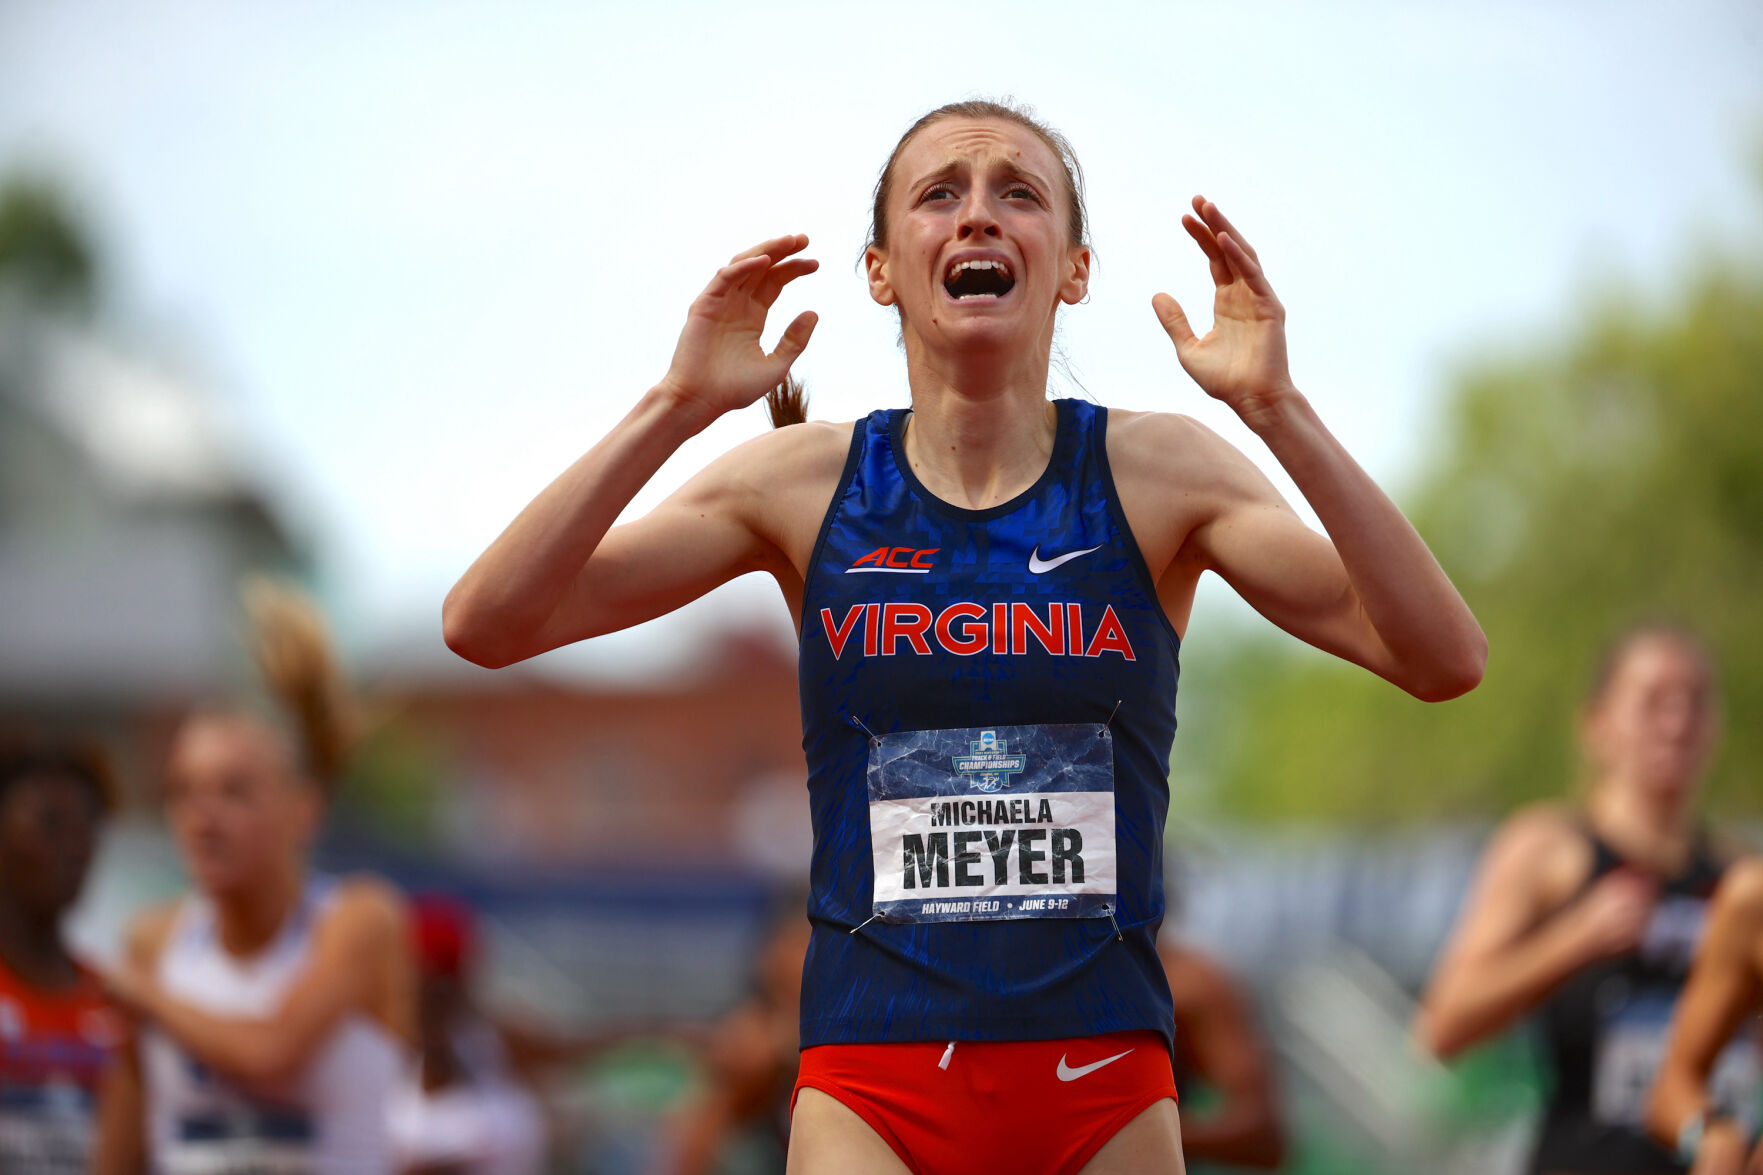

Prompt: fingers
xmin=704 ymin=236 xmax=816 ymax=303
xmin=701 ymin=254 xmax=775 ymax=300
xmin=1151 ymin=293 xmax=1196 ymax=351
xmin=730 ymin=233 xmax=810 ymax=265
xmin=1183 ymin=197 xmax=1276 ymax=297
xmin=1182 ymin=215 xmax=1231 ymax=287
xmin=1217 ymin=231 xmax=1275 ymax=297
xmin=1191 ymin=196 xmax=1258 ymax=263
xmin=754 ymin=257 xmax=820 ymax=309
xmin=767 ymin=310 xmax=818 ymax=371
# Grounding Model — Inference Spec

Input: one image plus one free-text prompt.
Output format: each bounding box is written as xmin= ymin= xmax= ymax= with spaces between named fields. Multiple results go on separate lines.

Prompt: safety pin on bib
xmin=848 ymin=714 xmax=883 ymax=747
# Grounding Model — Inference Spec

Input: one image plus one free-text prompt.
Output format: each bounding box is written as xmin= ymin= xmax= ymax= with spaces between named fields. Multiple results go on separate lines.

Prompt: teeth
xmin=945 ymin=259 xmax=1011 ymax=281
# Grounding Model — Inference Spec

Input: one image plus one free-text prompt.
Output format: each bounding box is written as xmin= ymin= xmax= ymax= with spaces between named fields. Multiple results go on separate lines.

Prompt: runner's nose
xmin=957 ymin=192 xmax=1002 ymax=240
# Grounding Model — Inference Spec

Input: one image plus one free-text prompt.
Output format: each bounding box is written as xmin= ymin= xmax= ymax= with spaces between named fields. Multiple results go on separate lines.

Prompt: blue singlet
xmin=796 ymin=398 xmax=1182 ymax=1051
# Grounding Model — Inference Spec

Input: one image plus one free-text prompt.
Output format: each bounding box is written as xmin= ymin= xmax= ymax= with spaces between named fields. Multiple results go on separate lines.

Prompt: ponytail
xmin=241 ymin=577 xmax=357 ymax=791
xmin=766 ymin=375 xmax=809 ymax=429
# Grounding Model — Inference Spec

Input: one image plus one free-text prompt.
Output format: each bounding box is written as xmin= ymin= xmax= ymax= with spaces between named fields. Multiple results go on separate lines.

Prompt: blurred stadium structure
xmin=4 ymin=137 xmax=1761 ymax=1170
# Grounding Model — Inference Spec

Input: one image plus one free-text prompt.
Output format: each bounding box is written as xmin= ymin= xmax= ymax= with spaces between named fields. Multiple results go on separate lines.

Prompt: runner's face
xmin=1585 ymin=637 xmax=1719 ymax=803
xmin=0 ymin=772 xmax=101 ymax=920
xmin=867 ymin=118 xmax=1089 ymax=358
xmin=165 ymin=717 xmax=317 ymax=896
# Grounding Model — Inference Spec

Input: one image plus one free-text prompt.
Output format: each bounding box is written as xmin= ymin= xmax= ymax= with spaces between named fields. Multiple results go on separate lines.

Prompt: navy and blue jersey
xmin=796 ymin=397 xmax=1182 ymax=1050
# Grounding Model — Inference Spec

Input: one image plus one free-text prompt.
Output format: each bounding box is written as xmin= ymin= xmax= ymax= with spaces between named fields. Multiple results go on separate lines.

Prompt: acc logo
xmin=846 ymin=546 xmax=939 ymax=574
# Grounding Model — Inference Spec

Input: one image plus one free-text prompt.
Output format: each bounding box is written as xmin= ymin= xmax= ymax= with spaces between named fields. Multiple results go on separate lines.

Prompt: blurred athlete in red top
xmin=0 ymin=739 xmax=118 ymax=1174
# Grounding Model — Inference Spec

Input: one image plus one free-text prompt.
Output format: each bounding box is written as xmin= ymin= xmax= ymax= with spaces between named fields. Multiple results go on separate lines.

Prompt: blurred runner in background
xmin=0 ymin=738 xmax=118 ymax=1175
xmin=1160 ymin=941 xmax=1285 ymax=1170
xmin=662 ymin=910 xmax=811 ymax=1175
xmin=1416 ymin=623 xmax=1757 ymax=1174
xmin=1646 ymin=858 xmax=1763 ymax=1175
xmin=95 ymin=579 xmax=415 ymax=1175
xmin=388 ymin=893 xmax=546 ymax=1175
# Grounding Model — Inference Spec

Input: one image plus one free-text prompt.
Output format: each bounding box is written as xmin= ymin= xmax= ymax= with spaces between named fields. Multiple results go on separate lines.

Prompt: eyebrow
xmin=908 ymin=157 xmax=1053 ymax=194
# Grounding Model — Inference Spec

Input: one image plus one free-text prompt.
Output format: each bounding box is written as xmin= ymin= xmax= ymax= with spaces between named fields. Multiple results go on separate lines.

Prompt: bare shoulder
xmin=695 ymin=420 xmax=857 ymax=561
xmin=1482 ymin=802 xmax=1592 ymax=902
xmin=1104 ymin=408 xmax=1266 ymax=495
xmin=1713 ymin=857 xmax=1763 ymax=919
xmin=124 ymin=902 xmax=182 ymax=969
xmin=1103 ymin=409 xmax=1283 ymax=574
xmin=325 ymin=875 xmax=409 ymax=940
xmin=698 ymin=419 xmax=855 ymax=496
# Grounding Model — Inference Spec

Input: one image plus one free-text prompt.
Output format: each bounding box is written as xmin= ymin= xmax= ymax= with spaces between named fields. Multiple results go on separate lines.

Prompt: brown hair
xmin=241 ymin=577 xmax=358 ymax=791
xmin=1584 ymin=619 xmax=1716 ymax=709
xmin=866 ymin=99 xmax=1089 ymax=256
xmin=766 ymin=375 xmax=809 ymax=429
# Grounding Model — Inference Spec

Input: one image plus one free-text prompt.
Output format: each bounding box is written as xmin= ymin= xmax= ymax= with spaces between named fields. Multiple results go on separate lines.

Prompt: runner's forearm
xmin=444 ymin=385 xmax=714 ymax=667
xmin=1417 ymin=915 xmax=1592 ymax=1058
xmin=1247 ymin=390 xmax=1485 ymax=700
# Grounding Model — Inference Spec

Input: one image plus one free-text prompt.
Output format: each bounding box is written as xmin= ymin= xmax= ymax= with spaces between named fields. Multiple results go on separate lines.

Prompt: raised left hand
xmin=1153 ymin=196 xmax=1295 ymax=427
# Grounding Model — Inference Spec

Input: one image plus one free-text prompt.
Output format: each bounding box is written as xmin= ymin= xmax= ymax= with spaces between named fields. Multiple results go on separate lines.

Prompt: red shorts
xmin=791 ymin=1031 xmax=1176 ymax=1175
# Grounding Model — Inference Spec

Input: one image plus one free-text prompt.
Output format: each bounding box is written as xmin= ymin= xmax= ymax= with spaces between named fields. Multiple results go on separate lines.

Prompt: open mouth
xmin=943 ymin=258 xmax=1015 ymax=301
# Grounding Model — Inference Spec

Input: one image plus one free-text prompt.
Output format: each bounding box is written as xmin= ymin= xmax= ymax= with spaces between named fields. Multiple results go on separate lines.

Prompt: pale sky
xmin=2 ymin=0 xmax=1759 ymax=677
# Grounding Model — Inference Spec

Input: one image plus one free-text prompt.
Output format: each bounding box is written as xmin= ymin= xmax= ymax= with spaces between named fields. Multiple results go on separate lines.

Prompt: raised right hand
xmin=658 ymin=234 xmax=819 ymax=421
xmin=1573 ymin=867 xmax=1659 ymax=963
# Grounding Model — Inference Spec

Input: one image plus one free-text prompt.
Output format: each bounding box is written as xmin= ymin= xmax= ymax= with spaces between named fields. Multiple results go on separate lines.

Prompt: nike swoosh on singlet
xmin=1027 ymin=544 xmax=1103 ymax=574
xmin=1056 ymin=1048 xmax=1134 ymax=1081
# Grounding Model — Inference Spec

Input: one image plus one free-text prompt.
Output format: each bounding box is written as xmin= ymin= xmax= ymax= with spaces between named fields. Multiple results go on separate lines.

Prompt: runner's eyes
xmin=918 ymin=185 xmax=1042 ymax=204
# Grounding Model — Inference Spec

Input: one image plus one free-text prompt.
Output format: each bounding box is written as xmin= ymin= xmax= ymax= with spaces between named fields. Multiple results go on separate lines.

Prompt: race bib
xmin=867 ymin=723 xmax=1116 ymax=923
xmin=1593 ymin=990 xmax=1763 ymax=1130
xmin=0 ymin=1113 xmax=90 ymax=1175
xmin=0 ymin=1082 xmax=94 ymax=1175
xmin=162 ymin=1108 xmax=316 ymax=1175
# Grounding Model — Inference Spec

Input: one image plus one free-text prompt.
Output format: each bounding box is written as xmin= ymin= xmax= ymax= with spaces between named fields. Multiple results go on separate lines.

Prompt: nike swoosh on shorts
xmin=1027 ymin=544 xmax=1103 ymax=574
xmin=1056 ymin=1048 xmax=1134 ymax=1081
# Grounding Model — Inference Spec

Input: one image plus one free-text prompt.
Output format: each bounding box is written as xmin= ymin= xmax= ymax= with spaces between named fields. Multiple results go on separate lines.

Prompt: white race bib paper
xmin=866 ymin=723 xmax=1116 ymax=923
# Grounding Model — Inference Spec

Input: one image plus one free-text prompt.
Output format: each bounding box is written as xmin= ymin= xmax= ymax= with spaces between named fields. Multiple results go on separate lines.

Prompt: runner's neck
xmin=1586 ymin=783 xmax=1697 ymax=876
xmin=899 ymin=393 xmax=1058 ymax=511
xmin=212 ymin=866 xmax=307 ymax=959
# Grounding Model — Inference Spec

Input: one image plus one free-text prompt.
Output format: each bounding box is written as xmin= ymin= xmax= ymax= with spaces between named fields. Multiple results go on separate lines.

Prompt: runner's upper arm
xmin=1667 ymin=861 xmax=1763 ymax=1074
xmin=96 ymin=906 xmax=175 ymax=1175
xmin=1176 ymin=423 xmax=1393 ymax=673
xmin=1169 ymin=948 xmax=1279 ymax=1105
xmin=531 ymin=424 xmax=833 ymax=652
xmin=1112 ymin=413 xmax=1374 ymax=668
xmin=1647 ymin=860 xmax=1763 ymax=1143
xmin=125 ymin=904 xmax=179 ymax=972
xmin=1418 ymin=806 xmax=1580 ymax=1030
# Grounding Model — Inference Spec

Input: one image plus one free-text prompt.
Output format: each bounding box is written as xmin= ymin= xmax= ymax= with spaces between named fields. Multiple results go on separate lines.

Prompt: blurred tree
xmin=1182 ymin=238 xmax=1763 ymax=823
xmin=0 ymin=175 xmax=97 ymax=315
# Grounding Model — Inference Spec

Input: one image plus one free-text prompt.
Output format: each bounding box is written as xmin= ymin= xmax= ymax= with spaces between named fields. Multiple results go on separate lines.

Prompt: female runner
xmin=95 ymin=581 xmax=415 ymax=1175
xmin=0 ymin=739 xmax=117 ymax=1174
xmin=444 ymin=99 xmax=1486 ymax=1174
xmin=1416 ymin=624 xmax=1756 ymax=1174
xmin=1646 ymin=857 xmax=1763 ymax=1174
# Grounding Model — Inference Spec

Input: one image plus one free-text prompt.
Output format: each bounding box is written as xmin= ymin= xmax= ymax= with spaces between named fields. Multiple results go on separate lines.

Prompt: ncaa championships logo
xmin=952 ymin=730 xmax=1028 ymax=793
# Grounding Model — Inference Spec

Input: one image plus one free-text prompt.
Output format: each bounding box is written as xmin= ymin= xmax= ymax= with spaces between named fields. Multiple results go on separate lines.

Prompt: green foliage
xmin=338 ymin=720 xmax=449 ymax=846
xmin=1186 ymin=256 xmax=1763 ymax=823
xmin=0 ymin=176 xmax=97 ymax=314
